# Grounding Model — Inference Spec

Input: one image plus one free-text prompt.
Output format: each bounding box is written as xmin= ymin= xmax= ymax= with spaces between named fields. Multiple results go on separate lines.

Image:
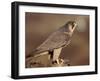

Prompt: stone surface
xmin=26 ymin=54 xmax=70 ymax=68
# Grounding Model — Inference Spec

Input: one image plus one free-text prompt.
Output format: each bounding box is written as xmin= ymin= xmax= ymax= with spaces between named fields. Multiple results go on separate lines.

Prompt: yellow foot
xmin=59 ymin=58 xmax=64 ymax=64
xmin=52 ymin=58 xmax=64 ymax=65
xmin=51 ymin=58 xmax=70 ymax=66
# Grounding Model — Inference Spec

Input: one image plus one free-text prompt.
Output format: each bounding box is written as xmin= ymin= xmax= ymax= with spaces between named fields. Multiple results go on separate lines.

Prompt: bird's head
xmin=66 ymin=21 xmax=77 ymax=33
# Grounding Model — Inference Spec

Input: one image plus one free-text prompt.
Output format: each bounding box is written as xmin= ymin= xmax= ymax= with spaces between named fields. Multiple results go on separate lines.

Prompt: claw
xmin=52 ymin=58 xmax=63 ymax=65
xmin=59 ymin=58 xmax=64 ymax=64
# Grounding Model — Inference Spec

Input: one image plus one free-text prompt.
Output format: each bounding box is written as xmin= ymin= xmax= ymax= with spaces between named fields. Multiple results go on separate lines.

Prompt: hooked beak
xmin=72 ymin=22 xmax=77 ymax=32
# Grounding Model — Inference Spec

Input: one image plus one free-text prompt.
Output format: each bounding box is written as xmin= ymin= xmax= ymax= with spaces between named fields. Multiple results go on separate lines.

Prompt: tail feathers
xmin=33 ymin=51 xmax=48 ymax=57
xmin=26 ymin=49 xmax=49 ymax=58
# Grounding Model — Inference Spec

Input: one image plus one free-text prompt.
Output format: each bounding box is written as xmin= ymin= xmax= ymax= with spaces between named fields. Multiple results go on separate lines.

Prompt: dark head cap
xmin=66 ymin=21 xmax=77 ymax=28
xmin=64 ymin=21 xmax=77 ymax=33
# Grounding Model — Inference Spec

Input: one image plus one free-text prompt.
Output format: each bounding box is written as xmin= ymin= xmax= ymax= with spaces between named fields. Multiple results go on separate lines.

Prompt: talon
xmin=52 ymin=60 xmax=57 ymax=64
xmin=56 ymin=59 xmax=60 ymax=64
xmin=59 ymin=58 xmax=64 ymax=63
xmin=52 ymin=59 xmax=62 ymax=65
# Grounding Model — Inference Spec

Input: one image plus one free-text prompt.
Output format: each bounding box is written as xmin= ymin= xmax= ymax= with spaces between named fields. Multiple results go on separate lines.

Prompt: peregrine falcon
xmin=27 ymin=21 xmax=77 ymax=64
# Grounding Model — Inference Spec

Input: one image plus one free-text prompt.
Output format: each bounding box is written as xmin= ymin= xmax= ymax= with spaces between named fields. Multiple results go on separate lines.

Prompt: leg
xmin=52 ymin=48 xmax=62 ymax=64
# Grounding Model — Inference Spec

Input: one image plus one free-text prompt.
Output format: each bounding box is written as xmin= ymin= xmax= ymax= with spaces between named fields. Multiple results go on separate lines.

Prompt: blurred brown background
xmin=25 ymin=12 xmax=89 ymax=66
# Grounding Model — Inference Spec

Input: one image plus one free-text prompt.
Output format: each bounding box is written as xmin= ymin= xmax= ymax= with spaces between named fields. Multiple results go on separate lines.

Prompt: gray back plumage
xmin=34 ymin=24 xmax=71 ymax=54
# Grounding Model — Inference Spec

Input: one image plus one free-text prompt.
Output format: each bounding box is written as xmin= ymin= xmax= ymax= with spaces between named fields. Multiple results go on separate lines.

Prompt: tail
xmin=26 ymin=49 xmax=49 ymax=58
xmin=33 ymin=51 xmax=49 ymax=57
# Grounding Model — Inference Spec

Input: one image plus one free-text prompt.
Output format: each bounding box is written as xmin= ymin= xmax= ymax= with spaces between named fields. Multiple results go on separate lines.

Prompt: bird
xmin=27 ymin=21 xmax=77 ymax=65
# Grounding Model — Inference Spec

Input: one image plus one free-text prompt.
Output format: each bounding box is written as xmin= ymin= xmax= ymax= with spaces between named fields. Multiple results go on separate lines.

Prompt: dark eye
xmin=72 ymin=24 xmax=74 ymax=28
xmin=72 ymin=22 xmax=76 ymax=27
